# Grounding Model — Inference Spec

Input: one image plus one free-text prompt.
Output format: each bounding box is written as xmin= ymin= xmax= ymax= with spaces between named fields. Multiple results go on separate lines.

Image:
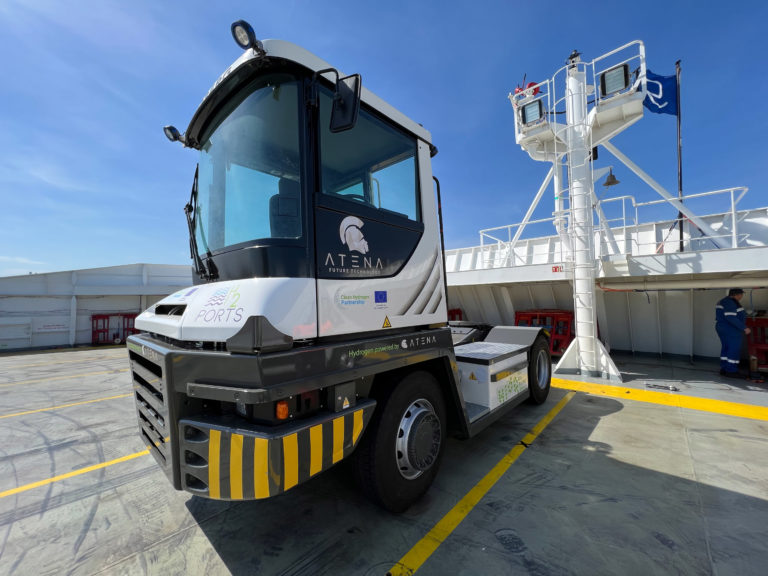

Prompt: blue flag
xmin=643 ymin=70 xmax=678 ymax=115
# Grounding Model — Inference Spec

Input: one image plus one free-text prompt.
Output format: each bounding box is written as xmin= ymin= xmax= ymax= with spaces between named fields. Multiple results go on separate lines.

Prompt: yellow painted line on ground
xmin=0 ymin=449 xmax=149 ymax=500
xmin=0 ymin=345 xmax=125 ymax=359
xmin=2 ymin=354 xmax=127 ymax=369
xmin=552 ymin=378 xmax=768 ymax=422
xmin=389 ymin=391 xmax=576 ymax=576
xmin=0 ymin=393 xmax=132 ymax=420
xmin=59 ymin=345 xmax=125 ymax=353
xmin=0 ymin=368 xmax=130 ymax=389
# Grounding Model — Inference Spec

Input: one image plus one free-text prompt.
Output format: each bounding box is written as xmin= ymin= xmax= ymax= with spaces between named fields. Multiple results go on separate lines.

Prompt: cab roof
xmin=185 ymin=39 xmax=432 ymax=148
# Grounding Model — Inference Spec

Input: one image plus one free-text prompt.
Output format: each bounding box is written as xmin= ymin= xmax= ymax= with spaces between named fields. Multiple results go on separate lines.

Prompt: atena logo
xmin=324 ymin=215 xmax=384 ymax=274
xmin=340 ymin=216 xmax=368 ymax=254
xmin=401 ymin=335 xmax=437 ymax=349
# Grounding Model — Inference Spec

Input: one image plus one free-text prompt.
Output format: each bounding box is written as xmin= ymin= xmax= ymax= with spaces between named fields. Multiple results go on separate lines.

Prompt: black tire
xmin=527 ymin=335 xmax=551 ymax=405
xmin=353 ymin=371 xmax=446 ymax=513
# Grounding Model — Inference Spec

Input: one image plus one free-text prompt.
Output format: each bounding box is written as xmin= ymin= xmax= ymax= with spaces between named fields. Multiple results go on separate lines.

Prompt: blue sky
xmin=1 ymin=0 xmax=766 ymax=277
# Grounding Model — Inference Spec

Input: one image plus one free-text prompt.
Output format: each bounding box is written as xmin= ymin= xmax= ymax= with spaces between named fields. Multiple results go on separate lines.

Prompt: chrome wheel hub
xmin=395 ymin=398 xmax=441 ymax=480
xmin=536 ymin=348 xmax=550 ymax=390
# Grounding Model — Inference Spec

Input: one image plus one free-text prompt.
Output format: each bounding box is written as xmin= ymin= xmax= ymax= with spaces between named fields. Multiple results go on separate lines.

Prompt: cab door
xmin=314 ymin=88 xmax=445 ymax=338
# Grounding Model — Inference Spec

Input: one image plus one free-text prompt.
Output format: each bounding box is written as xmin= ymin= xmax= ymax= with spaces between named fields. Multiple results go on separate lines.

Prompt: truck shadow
xmin=183 ymin=388 xmax=768 ymax=576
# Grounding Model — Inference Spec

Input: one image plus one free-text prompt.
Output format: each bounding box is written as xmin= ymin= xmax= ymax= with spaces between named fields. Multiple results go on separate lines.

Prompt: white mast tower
xmin=502 ymin=42 xmax=737 ymax=379
xmin=510 ymin=42 xmax=652 ymax=380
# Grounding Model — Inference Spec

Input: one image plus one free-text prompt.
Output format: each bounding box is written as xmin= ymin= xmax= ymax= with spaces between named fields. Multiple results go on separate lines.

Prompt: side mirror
xmin=330 ymin=74 xmax=361 ymax=133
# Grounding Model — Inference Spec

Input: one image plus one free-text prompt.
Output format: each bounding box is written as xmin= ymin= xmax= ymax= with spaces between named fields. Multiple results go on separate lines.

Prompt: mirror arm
xmin=313 ymin=67 xmax=340 ymax=87
xmin=310 ymin=68 xmax=339 ymax=109
xmin=314 ymin=68 xmax=348 ymax=104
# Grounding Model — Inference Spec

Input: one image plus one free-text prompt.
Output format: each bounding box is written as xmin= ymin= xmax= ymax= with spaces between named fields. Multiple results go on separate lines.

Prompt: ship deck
xmin=0 ymin=347 xmax=766 ymax=575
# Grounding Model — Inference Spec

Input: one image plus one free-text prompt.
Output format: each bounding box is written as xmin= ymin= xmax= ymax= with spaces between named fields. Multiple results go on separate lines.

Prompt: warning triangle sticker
xmin=469 ymin=372 xmax=477 ymax=380
xmin=382 ymin=316 xmax=392 ymax=328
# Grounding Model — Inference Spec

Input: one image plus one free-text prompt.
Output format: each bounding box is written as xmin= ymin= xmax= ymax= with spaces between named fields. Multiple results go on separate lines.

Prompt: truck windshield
xmin=196 ymin=74 xmax=302 ymax=255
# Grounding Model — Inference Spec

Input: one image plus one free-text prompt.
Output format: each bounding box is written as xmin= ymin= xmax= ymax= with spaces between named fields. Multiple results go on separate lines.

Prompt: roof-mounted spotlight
xmin=231 ymin=20 xmax=265 ymax=55
xmin=163 ymin=125 xmax=182 ymax=143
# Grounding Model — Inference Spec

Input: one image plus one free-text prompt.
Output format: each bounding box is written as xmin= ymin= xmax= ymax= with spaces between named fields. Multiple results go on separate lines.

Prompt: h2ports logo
xmin=205 ymin=285 xmax=241 ymax=308
xmin=197 ymin=284 xmax=244 ymax=324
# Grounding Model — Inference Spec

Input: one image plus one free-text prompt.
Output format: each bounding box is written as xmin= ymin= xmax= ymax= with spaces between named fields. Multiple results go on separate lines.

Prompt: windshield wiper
xmin=184 ymin=164 xmax=217 ymax=281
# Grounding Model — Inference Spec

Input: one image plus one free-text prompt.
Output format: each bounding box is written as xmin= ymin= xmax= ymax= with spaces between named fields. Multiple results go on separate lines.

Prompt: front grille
xmin=129 ymin=349 xmax=170 ymax=468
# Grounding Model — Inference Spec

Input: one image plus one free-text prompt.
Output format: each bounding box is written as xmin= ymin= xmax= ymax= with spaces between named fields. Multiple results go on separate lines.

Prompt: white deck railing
xmin=447 ymin=188 xmax=766 ymax=273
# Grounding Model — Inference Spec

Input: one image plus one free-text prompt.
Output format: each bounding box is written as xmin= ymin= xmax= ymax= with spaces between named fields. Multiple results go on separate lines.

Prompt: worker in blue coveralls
xmin=715 ymin=288 xmax=751 ymax=377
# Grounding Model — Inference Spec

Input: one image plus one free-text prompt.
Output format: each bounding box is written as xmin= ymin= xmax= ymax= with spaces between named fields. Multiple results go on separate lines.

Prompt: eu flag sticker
xmin=375 ymin=291 xmax=387 ymax=303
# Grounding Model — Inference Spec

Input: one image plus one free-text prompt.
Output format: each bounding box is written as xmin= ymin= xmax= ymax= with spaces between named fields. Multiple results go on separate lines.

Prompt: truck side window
xmin=319 ymin=89 xmax=420 ymax=222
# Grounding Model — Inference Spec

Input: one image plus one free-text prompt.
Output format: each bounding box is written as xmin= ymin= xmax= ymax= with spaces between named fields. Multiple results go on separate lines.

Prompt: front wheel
xmin=353 ymin=371 xmax=446 ymax=513
xmin=527 ymin=335 xmax=551 ymax=405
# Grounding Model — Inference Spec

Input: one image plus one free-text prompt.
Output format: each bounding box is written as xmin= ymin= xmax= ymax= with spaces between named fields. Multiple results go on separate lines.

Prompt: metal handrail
xmin=598 ymin=187 xmax=749 ymax=250
xmin=479 ymin=216 xmax=558 ymax=247
xmin=626 ymin=232 xmax=752 ymax=255
xmin=545 ymin=41 xmax=646 ymax=129
xmin=449 ymin=220 xmax=761 ymax=273
xmin=634 ymin=187 xmax=747 ymax=208
xmin=477 ymin=234 xmax=568 ymax=268
xmin=467 ymin=188 xmax=759 ymax=270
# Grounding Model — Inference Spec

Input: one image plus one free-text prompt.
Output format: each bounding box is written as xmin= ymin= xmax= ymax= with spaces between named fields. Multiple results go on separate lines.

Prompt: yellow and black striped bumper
xmin=178 ymin=400 xmax=375 ymax=500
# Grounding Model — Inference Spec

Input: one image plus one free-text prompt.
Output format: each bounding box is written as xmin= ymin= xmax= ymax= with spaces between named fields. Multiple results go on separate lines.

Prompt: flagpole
xmin=676 ymin=60 xmax=683 ymax=252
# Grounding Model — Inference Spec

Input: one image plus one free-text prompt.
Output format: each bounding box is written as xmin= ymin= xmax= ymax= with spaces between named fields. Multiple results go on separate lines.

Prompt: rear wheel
xmin=527 ymin=335 xmax=551 ymax=405
xmin=353 ymin=371 xmax=446 ymax=512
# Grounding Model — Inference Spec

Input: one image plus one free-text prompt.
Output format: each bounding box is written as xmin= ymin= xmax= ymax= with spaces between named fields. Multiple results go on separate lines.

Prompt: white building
xmin=0 ymin=263 xmax=192 ymax=350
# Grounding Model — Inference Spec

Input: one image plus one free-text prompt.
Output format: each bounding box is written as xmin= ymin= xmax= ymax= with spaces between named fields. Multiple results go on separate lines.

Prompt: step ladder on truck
xmin=127 ymin=21 xmax=551 ymax=512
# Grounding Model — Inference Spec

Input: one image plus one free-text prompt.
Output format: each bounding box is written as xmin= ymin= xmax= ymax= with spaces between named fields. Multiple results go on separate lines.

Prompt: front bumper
xmin=179 ymin=405 xmax=373 ymax=500
xmin=127 ymin=333 xmax=376 ymax=500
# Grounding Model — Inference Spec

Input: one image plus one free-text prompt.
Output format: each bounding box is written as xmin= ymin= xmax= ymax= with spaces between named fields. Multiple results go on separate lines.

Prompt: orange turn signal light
xmin=276 ymin=400 xmax=290 ymax=420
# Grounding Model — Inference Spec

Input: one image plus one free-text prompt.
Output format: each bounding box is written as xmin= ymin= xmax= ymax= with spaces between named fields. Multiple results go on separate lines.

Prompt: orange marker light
xmin=276 ymin=400 xmax=290 ymax=420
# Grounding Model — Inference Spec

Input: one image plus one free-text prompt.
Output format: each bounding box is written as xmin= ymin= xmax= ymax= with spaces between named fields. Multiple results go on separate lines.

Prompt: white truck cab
xmin=128 ymin=21 xmax=550 ymax=512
